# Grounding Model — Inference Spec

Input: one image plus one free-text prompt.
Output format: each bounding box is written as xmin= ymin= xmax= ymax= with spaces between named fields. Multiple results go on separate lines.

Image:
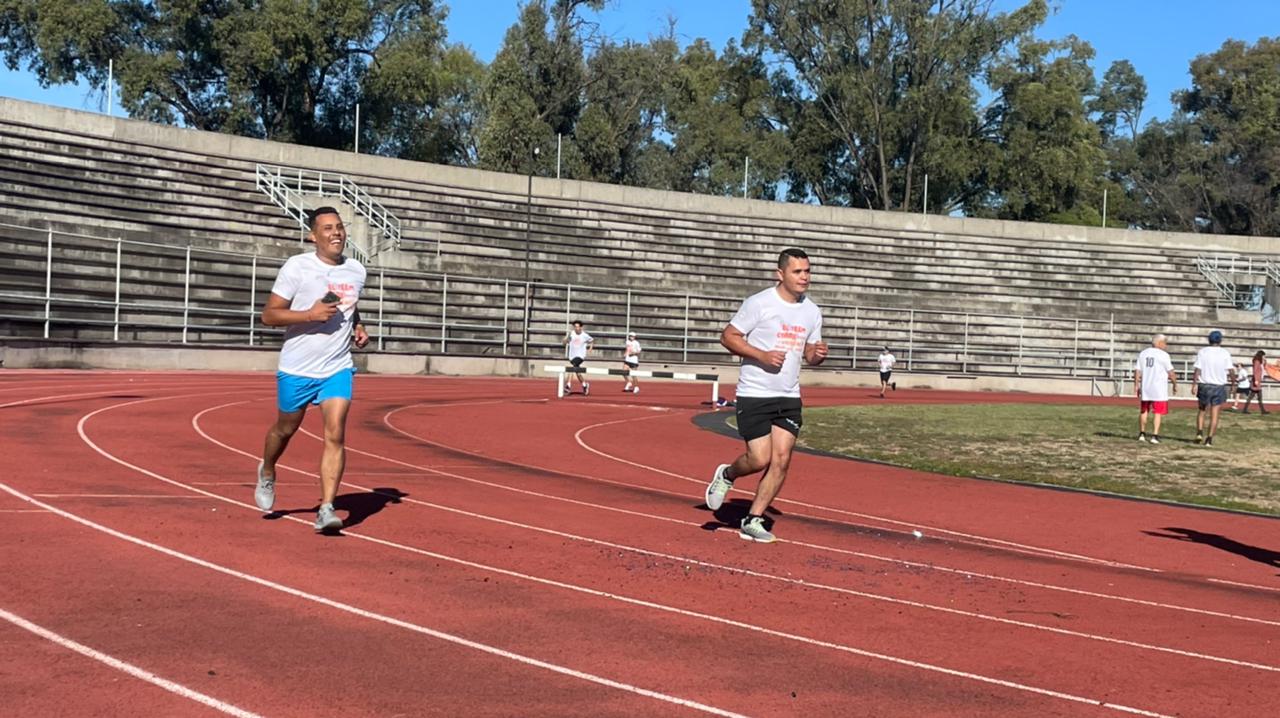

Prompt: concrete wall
xmin=0 ymin=341 xmax=1107 ymax=396
xmin=3 ymin=96 xmax=1275 ymax=255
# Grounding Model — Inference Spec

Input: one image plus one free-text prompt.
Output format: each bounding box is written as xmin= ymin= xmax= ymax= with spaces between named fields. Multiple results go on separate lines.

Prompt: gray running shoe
xmin=705 ymin=464 xmax=733 ymax=510
xmin=739 ymin=516 xmax=776 ymax=543
xmin=314 ymin=502 xmax=343 ymax=532
xmin=1149 ymin=435 xmax=1161 ymax=444
xmin=254 ymin=461 xmax=275 ymax=512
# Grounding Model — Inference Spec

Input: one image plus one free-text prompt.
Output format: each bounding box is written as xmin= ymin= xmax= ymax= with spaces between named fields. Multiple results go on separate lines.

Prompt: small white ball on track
xmin=912 ymin=530 xmax=923 ymax=539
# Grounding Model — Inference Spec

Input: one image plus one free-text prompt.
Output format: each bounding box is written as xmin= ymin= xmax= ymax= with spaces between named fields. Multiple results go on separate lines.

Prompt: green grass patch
xmin=799 ymin=403 xmax=1280 ymax=515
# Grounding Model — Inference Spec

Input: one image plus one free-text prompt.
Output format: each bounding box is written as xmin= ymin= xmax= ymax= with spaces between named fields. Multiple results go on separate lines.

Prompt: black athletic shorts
xmin=735 ymin=396 xmax=803 ymax=442
xmin=880 ymin=370 xmax=892 ymax=382
xmin=569 ymin=357 xmax=585 ymax=367
xmin=624 ymin=360 xmax=639 ymax=369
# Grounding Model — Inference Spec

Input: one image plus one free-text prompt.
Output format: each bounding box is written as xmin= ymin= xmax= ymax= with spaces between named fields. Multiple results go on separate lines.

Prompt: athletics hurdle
xmin=543 ymin=365 xmax=720 ymax=402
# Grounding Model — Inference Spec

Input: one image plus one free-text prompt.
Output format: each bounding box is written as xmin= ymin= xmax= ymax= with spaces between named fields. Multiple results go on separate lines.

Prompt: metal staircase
xmin=256 ymin=164 xmax=401 ymax=265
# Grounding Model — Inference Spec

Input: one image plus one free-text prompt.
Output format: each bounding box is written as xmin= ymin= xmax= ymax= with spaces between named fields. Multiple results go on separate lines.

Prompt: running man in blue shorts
xmin=254 ymin=206 xmax=368 ymax=532
xmin=703 ymin=248 xmax=828 ymax=543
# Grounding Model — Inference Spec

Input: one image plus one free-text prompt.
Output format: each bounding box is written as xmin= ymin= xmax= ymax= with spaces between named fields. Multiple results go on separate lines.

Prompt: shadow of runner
xmin=334 ymin=487 xmax=408 ymax=529
xmin=1143 ymin=527 xmax=1280 ymax=569
xmin=699 ymin=498 xmax=783 ymax=532
xmin=1094 ymin=431 xmax=1197 ymax=445
xmin=263 ymin=487 xmax=408 ymax=532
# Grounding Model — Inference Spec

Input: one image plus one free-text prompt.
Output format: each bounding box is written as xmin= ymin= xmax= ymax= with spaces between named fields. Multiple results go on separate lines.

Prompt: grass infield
xmin=799 ymin=402 xmax=1280 ymax=516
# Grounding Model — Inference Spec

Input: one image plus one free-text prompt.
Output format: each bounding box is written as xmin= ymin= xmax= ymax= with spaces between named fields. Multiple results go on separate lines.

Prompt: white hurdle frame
xmin=543 ymin=365 xmax=719 ymax=403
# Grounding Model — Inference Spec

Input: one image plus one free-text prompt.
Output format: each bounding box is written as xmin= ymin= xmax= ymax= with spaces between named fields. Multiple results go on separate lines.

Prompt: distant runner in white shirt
xmin=704 ymin=248 xmax=828 ymax=544
xmin=877 ymin=348 xmax=896 ymax=398
xmin=563 ymin=320 xmax=594 ymax=395
xmin=1133 ymin=334 xmax=1177 ymax=444
xmin=1191 ymin=330 xmax=1235 ymax=447
xmin=622 ymin=332 xmax=642 ymax=393
xmin=254 ymin=206 xmax=369 ymax=533
xmin=1230 ymin=362 xmax=1251 ymax=411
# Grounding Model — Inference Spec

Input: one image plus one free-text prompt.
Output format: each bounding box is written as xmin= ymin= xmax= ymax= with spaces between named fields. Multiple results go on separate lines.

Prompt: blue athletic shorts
xmin=276 ymin=368 xmax=355 ymax=413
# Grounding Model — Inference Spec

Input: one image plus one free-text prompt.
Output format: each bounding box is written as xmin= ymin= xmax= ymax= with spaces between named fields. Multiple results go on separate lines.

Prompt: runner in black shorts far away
xmin=703 ymin=248 xmax=828 ymax=543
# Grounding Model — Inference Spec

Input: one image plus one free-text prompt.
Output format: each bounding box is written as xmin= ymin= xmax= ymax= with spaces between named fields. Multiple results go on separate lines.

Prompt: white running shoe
xmin=314 ymin=502 xmax=343 ymax=532
xmin=739 ymin=516 xmax=776 ymax=543
xmin=254 ymin=461 xmax=275 ymax=512
xmin=705 ymin=464 xmax=733 ymax=510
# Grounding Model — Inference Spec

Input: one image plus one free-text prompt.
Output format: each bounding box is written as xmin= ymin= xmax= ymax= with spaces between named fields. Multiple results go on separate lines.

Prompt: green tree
xmin=1089 ymin=59 xmax=1146 ymax=141
xmin=1177 ymin=38 xmax=1280 ymax=235
xmin=982 ymin=35 xmax=1105 ymax=223
xmin=655 ymin=38 xmax=787 ymax=198
xmin=477 ymin=0 xmax=603 ymax=173
xmin=747 ymin=0 xmax=1045 ymax=210
xmin=0 ymin=0 xmax=463 ymax=150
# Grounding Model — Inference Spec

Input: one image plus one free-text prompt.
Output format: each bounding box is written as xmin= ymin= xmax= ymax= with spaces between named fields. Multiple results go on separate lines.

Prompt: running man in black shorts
xmin=703 ymin=248 xmax=828 ymax=543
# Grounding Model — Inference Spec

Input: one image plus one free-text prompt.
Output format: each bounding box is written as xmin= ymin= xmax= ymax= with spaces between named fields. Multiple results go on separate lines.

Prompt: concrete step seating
xmin=0 ymin=113 xmax=1218 ymax=322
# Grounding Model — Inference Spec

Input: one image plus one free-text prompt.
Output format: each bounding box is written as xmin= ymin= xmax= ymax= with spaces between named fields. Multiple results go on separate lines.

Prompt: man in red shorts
xmin=1134 ymin=334 xmax=1177 ymax=444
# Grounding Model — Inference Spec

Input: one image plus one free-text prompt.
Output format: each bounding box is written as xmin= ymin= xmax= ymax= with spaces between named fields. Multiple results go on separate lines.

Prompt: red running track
xmin=0 ymin=370 xmax=1277 ymax=717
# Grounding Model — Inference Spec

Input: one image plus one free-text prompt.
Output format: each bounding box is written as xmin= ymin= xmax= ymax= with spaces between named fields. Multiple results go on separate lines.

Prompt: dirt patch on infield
xmin=800 ymin=403 xmax=1280 ymax=515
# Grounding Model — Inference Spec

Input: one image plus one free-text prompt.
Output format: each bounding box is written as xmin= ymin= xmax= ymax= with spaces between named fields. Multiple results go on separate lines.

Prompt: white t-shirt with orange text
xmin=730 ymin=286 xmax=823 ymax=399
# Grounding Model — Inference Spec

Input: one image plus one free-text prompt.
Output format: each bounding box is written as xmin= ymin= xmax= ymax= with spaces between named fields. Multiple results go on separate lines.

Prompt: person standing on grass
xmin=1241 ymin=350 xmax=1270 ymax=414
xmin=1191 ymin=330 xmax=1235 ymax=447
xmin=254 ymin=206 xmax=369 ymax=533
xmin=704 ymin=248 xmax=828 ymax=543
xmin=1134 ymin=334 xmax=1177 ymax=444
xmin=1229 ymin=361 xmax=1251 ymax=411
xmin=622 ymin=332 xmax=643 ymax=393
xmin=877 ymin=347 xmax=896 ymax=398
xmin=564 ymin=320 xmax=593 ymax=395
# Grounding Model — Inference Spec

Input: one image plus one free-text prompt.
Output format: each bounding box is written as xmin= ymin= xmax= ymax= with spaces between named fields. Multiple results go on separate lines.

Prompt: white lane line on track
xmin=32 ymin=494 xmax=210 ymax=499
xmin=1207 ymin=577 xmax=1280 ymax=593
xmin=5 ymin=478 xmax=750 ymax=718
xmin=573 ymin=414 xmax=1158 ymax=571
xmin=196 ymin=406 xmax=1280 ymax=675
xmin=0 ymin=605 xmax=262 ymax=718
xmin=70 ymin=406 xmax=1173 ymax=718
xmin=377 ymin=406 xmax=1280 ymax=627
xmin=288 ymin=425 xmax=1280 ymax=671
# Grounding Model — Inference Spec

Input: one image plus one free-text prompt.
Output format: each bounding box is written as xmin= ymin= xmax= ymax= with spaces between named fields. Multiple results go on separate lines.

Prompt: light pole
xmin=522 ymin=146 xmax=540 ymax=356
xmin=525 ymin=146 xmax=540 ymax=283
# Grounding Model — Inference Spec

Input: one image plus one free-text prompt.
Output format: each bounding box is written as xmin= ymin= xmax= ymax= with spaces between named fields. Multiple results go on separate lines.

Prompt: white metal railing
xmin=1195 ymin=254 xmax=1237 ymax=307
xmin=255 ymin=164 xmax=402 ymax=264
xmin=0 ymin=220 xmax=1235 ymax=380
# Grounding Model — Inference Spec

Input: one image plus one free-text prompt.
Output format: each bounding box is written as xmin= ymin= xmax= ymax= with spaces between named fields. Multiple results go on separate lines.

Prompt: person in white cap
xmin=622 ymin=332 xmax=643 ymax=393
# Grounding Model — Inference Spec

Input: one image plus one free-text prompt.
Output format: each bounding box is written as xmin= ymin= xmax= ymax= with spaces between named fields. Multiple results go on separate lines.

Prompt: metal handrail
xmin=1194 ymin=254 xmax=1237 ymax=307
xmin=255 ymin=164 xmax=401 ymax=265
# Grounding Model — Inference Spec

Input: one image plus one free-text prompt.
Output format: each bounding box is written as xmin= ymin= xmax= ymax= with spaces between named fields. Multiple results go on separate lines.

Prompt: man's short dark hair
xmin=778 ymin=248 xmax=809 ymax=269
xmin=572 ymin=320 xmax=583 ymax=327
xmin=307 ymin=206 xmax=342 ymax=230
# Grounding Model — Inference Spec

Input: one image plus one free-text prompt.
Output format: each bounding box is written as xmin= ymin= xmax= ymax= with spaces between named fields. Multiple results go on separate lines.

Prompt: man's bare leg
xmin=318 ymin=398 xmax=351 ymax=505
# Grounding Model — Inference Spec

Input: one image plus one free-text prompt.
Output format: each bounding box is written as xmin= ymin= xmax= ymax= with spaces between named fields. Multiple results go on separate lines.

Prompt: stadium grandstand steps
xmin=2 ymin=98 xmax=1273 ymax=381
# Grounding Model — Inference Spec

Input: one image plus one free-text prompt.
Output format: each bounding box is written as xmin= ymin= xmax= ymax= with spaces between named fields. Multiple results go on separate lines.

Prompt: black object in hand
xmin=322 ymin=291 xmax=340 ymax=304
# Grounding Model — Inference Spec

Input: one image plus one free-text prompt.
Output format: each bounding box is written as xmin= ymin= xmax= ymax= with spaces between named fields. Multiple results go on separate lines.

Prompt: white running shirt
xmin=1135 ymin=347 xmax=1174 ymax=401
xmin=567 ymin=331 xmax=593 ymax=360
xmin=878 ymin=352 xmax=896 ymax=372
xmin=730 ymin=286 xmax=823 ymax=399
xmin=625 ymin=339 xmax=642 ymax=364
xmin=272 ymin=252 xmax=367 ymax=378
xmin=1194 ymin=345 xmax=1234 ymax=386
xmin=1237 ymin=364 xmax=1252 ymax=389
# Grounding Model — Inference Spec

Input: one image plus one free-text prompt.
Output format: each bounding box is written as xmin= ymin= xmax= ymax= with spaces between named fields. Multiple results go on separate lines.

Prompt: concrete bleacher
xmin=1 ymin=96 xmax=1277 ymax=382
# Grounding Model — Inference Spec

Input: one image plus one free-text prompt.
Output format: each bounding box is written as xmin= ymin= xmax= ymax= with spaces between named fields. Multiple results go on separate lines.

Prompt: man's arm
xmin=803 ymin=340 xmax=829 ymax=366
xmin=1134 ymin=369 xmax=1143 ymax=398
xmin=262 ymin=293 xmax=336 ymax=327
xmin=352 ymin=308 xmax=369 ymax=348
xmin=721 ymin=324 xmax=784 ymax=368
xmin=1166 ymin=368 xmax=1177 ymax=394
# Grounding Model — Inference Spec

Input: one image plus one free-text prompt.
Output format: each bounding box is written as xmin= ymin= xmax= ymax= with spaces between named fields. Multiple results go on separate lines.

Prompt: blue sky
xmin=3 ymin=0 xmax=1278 ymax=125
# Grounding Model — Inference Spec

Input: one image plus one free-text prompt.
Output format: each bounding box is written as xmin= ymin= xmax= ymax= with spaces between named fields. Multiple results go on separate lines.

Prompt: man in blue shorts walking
xmin=254 ymin=206 xmax=369 ymax=532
